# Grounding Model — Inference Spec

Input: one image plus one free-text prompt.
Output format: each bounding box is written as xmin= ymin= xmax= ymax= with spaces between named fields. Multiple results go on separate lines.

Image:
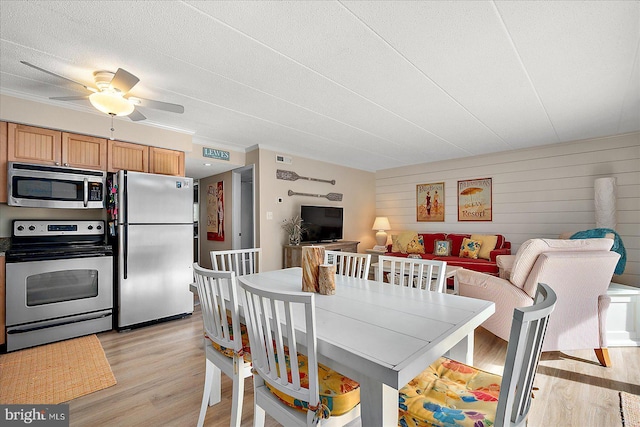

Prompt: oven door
xmin=5 ymin=256 xmax=113 ymax=327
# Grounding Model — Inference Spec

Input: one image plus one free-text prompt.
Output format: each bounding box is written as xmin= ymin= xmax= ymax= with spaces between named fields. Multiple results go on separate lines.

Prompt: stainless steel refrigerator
xmin=116 ymin=170 xmax=194 ymax=329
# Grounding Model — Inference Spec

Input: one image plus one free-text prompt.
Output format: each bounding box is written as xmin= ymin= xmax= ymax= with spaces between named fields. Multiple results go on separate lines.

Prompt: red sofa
xmin=385 ymin=233 xmax=511 ymax=275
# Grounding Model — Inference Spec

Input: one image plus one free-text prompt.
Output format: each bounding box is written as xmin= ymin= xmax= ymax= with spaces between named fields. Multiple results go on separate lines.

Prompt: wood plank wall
xmin=375 ymin=132 xmax=640 ymax=286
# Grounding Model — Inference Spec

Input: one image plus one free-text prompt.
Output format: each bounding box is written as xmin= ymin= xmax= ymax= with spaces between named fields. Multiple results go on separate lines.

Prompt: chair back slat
xmin=377 ymin=256 xmax=447 ymax=292
xmin=211 ymin=248 xmax=262 ymax=276
xmin=324 ymin=250 xmax=371 ymax=279
xmin=237 ymin=276 xmax=320 ymax=408
xmin=193 ymin=264 xmax=241 ymax=352
xmin=495 ymin=282 xmax=557 ymax=426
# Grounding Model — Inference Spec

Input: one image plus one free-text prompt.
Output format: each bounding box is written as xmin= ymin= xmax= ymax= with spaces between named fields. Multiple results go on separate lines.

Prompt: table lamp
xmin=372 ymin=217 xmax=391 ymax=250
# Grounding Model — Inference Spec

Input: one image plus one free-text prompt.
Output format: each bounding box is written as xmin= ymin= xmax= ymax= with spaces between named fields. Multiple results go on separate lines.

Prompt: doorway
xmin=232 ymin=165 xmax=255 ymax=249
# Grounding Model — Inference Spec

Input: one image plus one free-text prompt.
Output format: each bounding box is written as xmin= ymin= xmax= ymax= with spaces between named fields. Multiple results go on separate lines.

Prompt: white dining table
xmin=239 ymin=267 xmax=495 ymax=427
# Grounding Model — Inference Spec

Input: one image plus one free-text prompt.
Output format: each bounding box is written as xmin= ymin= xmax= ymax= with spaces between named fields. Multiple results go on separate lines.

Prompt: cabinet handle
xmin=54 ymin=162 xmax=60 ymax=166
xmin=64 ymin=163 xmax=69 ymax=167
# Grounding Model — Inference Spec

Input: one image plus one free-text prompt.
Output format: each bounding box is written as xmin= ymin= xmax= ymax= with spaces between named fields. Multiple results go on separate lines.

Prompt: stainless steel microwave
xmin=7 ymin=162 xmax=106 ymax=209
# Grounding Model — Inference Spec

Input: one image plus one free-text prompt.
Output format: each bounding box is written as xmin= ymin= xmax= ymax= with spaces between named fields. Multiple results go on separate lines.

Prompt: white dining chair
xmin=237 ymin=276 xmax=361 ymax=427
xmin=192 ymin=264 xmax=252 ymax=427
xmin=210 ymin=248 xmax=262 ymax=276
xmin=399 ymin=282 xmax=557 ymax=427
xmin=323 ymin=250 xmax=371 ymax=279
xmin=376 ymin=255 xmax=447 ymax=293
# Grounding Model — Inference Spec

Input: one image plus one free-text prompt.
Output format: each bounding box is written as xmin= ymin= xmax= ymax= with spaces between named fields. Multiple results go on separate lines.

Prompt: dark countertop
xmin=0 ymin=237 xmax=10 ymax=255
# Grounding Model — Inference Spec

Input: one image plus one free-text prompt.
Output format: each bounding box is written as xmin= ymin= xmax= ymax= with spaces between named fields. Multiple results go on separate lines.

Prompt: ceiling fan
xmin=21 ymin=61 xmax=184 ymax=121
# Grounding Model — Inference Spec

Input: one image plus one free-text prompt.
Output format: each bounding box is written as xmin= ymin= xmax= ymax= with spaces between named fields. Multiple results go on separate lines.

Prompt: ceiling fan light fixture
xmin=89 ymin=91 xmax=134 ymax=116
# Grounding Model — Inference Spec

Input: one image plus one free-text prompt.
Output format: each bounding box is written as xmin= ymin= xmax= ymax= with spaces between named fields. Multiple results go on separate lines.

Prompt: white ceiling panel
xmin=0 ymin=0 xmax=638 ymax=176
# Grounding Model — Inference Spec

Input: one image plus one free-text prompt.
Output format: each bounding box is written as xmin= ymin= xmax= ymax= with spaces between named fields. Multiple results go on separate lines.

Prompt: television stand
xmin=283 ymin=240 xmax=360 ymax=268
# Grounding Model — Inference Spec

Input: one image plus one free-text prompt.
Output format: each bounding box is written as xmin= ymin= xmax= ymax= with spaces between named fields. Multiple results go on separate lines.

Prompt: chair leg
xmin=198 ymin=359 xmax=220 ymax=427
xmin=594 ymin=348 xmax=612 ymax=367
xmin=230 ymin=358 xmax=245 ymax=427
xmin=208 ymin=361 xmax=222 ymax=405
xmin=252 ymin=377 xmax=266 ymax=427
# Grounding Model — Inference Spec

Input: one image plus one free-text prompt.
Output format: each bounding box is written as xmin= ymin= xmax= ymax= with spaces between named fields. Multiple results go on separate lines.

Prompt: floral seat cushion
xmin=265 ymin=348 xmax=360 ymax=417
xmin=399 ymin=357 xmax=501 ymax=427
xmin=205 ymin=316 xmax=252 ymax=363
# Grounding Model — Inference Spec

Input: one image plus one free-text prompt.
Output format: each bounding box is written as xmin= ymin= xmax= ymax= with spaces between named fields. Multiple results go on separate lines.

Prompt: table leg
xmin=447 ymin=332 xmax=474 ymax=365
xmin=356 ymin=375 xmax=399 ymax=427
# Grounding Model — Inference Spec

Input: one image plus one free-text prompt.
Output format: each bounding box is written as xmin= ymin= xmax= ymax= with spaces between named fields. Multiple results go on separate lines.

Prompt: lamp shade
xmin=372 ymin=217 xmax=391 ymax=231
xmin=89 ymin=91 xmax=135 ymax=116
xmin=594 ymin=177 xmax=616 ymax=229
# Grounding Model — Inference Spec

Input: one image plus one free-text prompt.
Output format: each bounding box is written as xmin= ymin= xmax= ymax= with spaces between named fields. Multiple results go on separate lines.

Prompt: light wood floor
xmin=68 ymin=307 xmax=640 ymax=427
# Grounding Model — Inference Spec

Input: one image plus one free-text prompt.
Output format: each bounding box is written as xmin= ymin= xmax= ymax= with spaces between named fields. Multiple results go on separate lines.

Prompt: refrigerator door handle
xmin=122 ymin=170 xmax=128 ymax=279
xmin=83 ymin=178 xmax=89 ymax=207
xmin=123 ymin=223 xmax=128 ymax=279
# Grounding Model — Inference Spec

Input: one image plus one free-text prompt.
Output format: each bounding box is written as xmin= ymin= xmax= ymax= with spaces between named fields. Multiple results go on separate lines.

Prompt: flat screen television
xmin=300 ymin=205 xmax=343 ymax=242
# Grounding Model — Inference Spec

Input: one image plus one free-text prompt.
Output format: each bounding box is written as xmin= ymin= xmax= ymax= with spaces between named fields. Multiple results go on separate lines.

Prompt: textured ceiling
xmin=1 ymin=1 xmax=638 ymax=178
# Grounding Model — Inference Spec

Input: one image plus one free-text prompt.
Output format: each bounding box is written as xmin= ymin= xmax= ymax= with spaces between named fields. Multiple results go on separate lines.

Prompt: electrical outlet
xmin=266 ymin=211 xmax=273 ymax=220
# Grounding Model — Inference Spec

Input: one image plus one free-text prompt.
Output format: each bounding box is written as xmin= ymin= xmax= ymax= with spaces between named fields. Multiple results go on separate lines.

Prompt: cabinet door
xmin=107 ymin=140 xmax=149 ymax=173
xmin=62 ymin=132 xmax=107 ymax=170
xmin=7 ymin=123 xmax=62 ymax=165
xmin=149 ymin=147 xmax=185 ymax=176
xmin=0 ymin=122 xmax=7 ymax=203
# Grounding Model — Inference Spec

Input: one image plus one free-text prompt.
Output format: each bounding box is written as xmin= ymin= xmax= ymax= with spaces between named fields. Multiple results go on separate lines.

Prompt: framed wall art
xmin=458 ymin=178 xmax=492 ymax=221
xmin=416 ymin=182 xmax=444 ymax=222
xmin=207 ymin=180 xmax=225 ymax=241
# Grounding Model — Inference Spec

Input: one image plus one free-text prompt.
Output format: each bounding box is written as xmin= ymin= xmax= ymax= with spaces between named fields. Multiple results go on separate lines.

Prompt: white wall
xmin=255 ymin=147 xmax=376 ymax=272
xmin=376 ymin=132 xmax=640 ymax=287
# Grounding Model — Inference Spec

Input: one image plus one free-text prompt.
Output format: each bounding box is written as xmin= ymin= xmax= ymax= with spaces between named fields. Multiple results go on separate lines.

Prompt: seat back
xmin=495 ymin=283 xmax=557 ymax=426
xmin=324 ymin=250 xmax=371 ymax=279
xmin=237 ymin=276 xmax=321 ymax=422
xmin=210 ymin=248 xmax=262 ymax=276
xmin=377 ymin=255 xmax=447 ymax=292
xmin=193 ymin=263 xmax=243 ymax=353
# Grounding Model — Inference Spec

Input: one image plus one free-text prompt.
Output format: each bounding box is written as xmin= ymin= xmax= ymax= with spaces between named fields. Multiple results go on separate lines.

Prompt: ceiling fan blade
xmin=128 ymin=109 xmax=147 ymax=121
xmin=49 ymin=95 xmax=89 ymax=101
xmin=21 ymin=61 xmax=95 ymax=92
xmin=110 ymin=68 xmax=139 ymax=94
xmin=131 ymin=97 xmax=184 ymax=114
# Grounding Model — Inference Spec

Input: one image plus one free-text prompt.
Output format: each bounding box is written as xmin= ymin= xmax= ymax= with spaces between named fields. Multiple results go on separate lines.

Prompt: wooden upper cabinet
xmin=149 ymin=147 xmax=185 ymax=176
xmin=7 ymin=123 xmax=62 ymax=165
xmin=0 ymin=122 xmax=7 ymax=203
xmin=107 ymin=140 xmax=149 ymax=173
xmin=62 ymin=132 xmax=107 ymax=170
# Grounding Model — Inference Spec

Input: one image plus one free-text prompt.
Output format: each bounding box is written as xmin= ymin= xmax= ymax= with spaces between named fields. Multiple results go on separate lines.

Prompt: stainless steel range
xmin=5 ymin=220 xmax=113 ymax=352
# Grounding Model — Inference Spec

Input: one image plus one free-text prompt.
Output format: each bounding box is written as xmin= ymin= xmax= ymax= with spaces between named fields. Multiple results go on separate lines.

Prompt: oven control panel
xmin=13 ymin=220 xmax=105 ymax=237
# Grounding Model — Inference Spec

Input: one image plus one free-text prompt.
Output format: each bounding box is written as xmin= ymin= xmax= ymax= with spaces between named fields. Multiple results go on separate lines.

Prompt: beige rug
xmin=620 ymin=391 xmax=640 ymax=427
xmin=0 ymin=335 xmax=116 ymax=404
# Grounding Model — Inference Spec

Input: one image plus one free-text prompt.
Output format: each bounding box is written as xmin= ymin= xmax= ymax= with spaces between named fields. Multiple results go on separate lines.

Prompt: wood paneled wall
xmin=375 ymin=132 xmax=640 ymax=286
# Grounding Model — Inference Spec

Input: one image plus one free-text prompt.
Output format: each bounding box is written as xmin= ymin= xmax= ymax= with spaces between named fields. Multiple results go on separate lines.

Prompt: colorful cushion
xmin=206 ymin=317 xmax=252 ymax=363
xmin=406 ymin=235 xmax=426 ymax=254
xmin=459 ymin=238 xmax=482 ymax=259
xmin=433 ymin=239 xmax=452 ymax=256
xmin=470 ymin=234 xmax=499 ymax=260
xmin=399 ymin=357 xmax=501 ymax=427
xmin=392 ymin=231 xmax=419 ymax=253
xmin=446 ymin=234 xmax=469 ymax=257
xmin=264 ymin=348 xmax=360 ymax=417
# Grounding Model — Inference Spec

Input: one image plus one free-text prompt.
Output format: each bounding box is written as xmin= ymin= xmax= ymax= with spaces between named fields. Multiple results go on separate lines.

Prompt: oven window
xmin=14 ymin=177 xmax=82 ymax=200
xmin=26 ymin=270 xmax=99 ymax=306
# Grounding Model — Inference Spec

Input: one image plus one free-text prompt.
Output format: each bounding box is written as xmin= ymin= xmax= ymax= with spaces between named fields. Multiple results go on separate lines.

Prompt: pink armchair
xmin=457 ymin=238 xmax=620 ymax=366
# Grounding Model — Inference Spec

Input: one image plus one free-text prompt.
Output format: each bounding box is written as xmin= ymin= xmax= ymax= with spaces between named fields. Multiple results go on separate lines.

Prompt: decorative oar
xmin=288 ymin=190 xmax=343 ymax=202
xmin=277 ymin=169 xmax=335 ymax=185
